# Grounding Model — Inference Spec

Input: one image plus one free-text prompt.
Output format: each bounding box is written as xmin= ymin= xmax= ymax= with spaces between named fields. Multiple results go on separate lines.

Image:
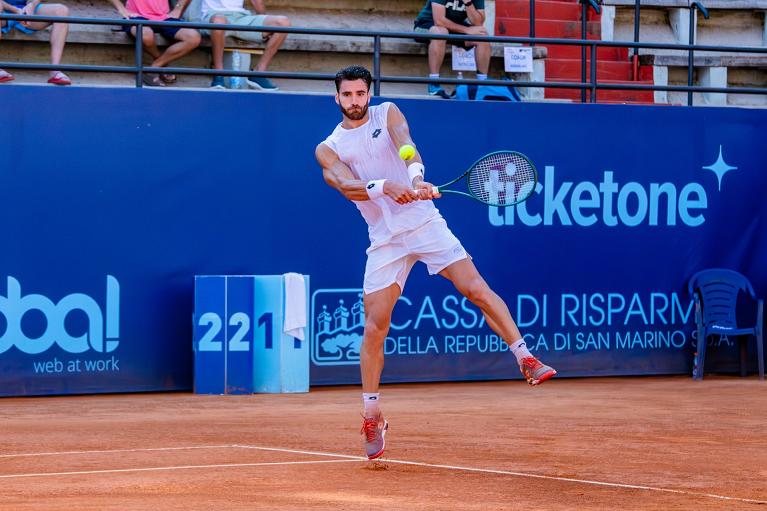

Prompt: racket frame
xmin=433 ymin=150 xmax=538 ymax=207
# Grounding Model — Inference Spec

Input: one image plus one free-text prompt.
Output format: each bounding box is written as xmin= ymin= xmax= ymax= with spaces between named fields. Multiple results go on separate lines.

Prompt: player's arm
xmin=385 ymin=104 xmax=441 ymax=199
xmin=432 ymin=2 xmax=484 ymax=34
xmin=386 ymin=103 xmax=423 ymax=185
xmin=315 ymin=143 xmax=418 ymax=205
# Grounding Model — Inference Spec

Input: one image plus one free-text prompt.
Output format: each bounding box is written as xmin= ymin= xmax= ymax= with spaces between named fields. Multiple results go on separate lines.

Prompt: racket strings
xmin=468 ymin=152 xmax=536 ymax=206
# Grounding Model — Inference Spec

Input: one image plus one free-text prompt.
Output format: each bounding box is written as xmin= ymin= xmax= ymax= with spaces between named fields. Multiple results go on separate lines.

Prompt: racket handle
xmin=432 ymin=186 xmax=439 ymax=196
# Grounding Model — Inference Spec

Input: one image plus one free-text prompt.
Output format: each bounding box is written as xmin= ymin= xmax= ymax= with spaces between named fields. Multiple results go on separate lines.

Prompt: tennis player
xmin=315 ymin=65 xmax=556 ymax=460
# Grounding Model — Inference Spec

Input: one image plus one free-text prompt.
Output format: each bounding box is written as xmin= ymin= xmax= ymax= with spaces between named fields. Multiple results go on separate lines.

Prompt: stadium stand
xmin=1 ymin=0 xmax=765 ymax=104
xmin=0 ymin=0 xmax=547 ymax=97
xmin=496 ymin=0 xmax=657 ymax=103
xmin=602 ymin=0 xmax=767 ymax=106
xmin=490 ymin=0 xmax=767 ymax=105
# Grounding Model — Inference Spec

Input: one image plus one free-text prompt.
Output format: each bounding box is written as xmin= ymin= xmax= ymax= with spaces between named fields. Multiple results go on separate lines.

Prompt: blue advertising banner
xmin=0 ymin=85 xmax=764 ymax=395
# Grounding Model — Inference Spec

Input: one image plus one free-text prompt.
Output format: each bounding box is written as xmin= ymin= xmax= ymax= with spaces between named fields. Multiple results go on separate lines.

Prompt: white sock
xmin=477 ymin=73 xmax=488 ymax=80
xmin=510 ymin=339 xmax=533 ymax=364
xmin=363 ymin=393 xmax=380 ymax=418
xmin=429 ymin=73 xmax=440 ymax=80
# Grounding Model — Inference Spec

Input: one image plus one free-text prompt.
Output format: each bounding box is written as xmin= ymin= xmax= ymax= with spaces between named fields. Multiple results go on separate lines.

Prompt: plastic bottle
xmin=230 ymin=51 xmax=242 ymax=89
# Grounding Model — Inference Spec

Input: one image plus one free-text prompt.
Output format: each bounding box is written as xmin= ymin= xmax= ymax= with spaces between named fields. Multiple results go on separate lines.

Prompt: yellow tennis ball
xmin=399 ymin=144 xmax=416 ymax=161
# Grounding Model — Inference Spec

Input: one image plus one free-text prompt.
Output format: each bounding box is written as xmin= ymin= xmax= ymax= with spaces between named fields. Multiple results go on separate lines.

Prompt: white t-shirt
xmin=201 ymin=0 xmax=247 ymax=15
xmin=321 ymin=102 xmax=441 ymax=249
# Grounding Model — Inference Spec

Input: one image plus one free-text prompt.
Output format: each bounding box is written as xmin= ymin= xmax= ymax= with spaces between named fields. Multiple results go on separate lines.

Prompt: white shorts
xmin=363 ymin=218 xmax=469 ymax=295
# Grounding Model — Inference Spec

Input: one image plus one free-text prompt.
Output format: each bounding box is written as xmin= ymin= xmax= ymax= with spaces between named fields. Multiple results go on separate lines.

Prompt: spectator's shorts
xmin=1 ymin=3 xmax=43 ymax=35
xmin=122 ymin=17 xmax=184 ymax=39
xmin=414 ymin=25 xmax=470 ymax=49
xmin=199 ymin=10 xmax=268 ymax=40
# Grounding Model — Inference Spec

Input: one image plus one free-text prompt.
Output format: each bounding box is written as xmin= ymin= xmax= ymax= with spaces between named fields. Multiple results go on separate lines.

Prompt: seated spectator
xmin=108 ymin=0 xmax=201 ymax=86
xmin=1 ymin=0 xmax=71 ymax=85
xmin=199 ymin=0 xmax=289 ymax=90
xmin=0 ymin=1 xmax=11 ymax=82
xmin=414 ymin=0 xmax=490 ymax=99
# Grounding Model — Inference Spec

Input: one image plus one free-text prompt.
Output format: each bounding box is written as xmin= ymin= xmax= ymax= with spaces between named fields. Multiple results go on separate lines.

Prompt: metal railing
xmin=1 ymin=9 xmax=767 ymax=105
xmin=580 ymin=0 xmax=602 ymax=102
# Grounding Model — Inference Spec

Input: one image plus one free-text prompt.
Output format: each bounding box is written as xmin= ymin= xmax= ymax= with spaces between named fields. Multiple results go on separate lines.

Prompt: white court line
xmin=3 ymin=444 xmax=765 ymax=505
xmin=233 ymin=444 xmax=365 ymax=460
xmin=234 ymin=444 xmax=767 ymax=506
xmin=0 ymin=445 xmax=234 ymax=458
xmin=0 ymin=459 xmax=362 ymax=479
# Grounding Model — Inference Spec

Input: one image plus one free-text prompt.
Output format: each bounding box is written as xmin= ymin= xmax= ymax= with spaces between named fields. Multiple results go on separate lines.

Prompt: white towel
xmin=283 ymin=273 xmax=307 ymax=341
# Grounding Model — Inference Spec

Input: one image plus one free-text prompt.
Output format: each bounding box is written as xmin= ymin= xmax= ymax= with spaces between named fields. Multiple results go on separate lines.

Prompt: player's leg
xmin=358 ymin=282 xmax=400 ymax=459
xmin=440 ymin=258 xmax=519 ymax=339
xmin=361 ymin=283 xmax=400 ymax=397
xmin=439 ymin=257 xmax=556 ymax=385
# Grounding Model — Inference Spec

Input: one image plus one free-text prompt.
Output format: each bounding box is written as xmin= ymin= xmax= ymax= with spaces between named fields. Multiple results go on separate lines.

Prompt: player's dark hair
xmin=334 ymin=66 xmax=373 ymax=92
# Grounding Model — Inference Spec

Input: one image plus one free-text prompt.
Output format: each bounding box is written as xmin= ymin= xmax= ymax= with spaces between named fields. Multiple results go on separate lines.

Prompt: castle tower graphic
xmin=334 ymin=299 xmax=349 ymax=330
xmin=316 ymin=294 xmax=364 ymax=336
xmin=315 ymin=293 xmax=365 ymax=362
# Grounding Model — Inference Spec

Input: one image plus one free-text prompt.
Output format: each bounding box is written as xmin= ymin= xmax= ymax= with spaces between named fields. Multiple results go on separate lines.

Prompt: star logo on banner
xmin=702 ymin=145 xmax=737 ymax=191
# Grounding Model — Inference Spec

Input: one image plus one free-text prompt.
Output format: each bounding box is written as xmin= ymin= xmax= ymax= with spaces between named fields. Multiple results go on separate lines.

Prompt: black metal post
xmin=688 ymin=1 xmax=710 ymax=105
xmin=633 ymin=0 xmax=640 ymax=53
xmin=530 ymin=0 xmax=536 ymax=45
xmin=632 ymin=0 xmax=640 ymax=80
xmin=687 ymin=10 xmax=694 ymax=105
xmin=373 ymin=35 xmax=381 ymax=96
xmin=590 ymin=43 xmax=597 ymax=102
xmin=135 ymin=21 xmax=143 ymax=88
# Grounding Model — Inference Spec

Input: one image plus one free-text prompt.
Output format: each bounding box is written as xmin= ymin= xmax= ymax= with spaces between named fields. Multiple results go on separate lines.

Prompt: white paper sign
xmin=504 ymin=46 xmax=533 ymax=73
xmin=451 ymin=46 xmax=477 ymax=72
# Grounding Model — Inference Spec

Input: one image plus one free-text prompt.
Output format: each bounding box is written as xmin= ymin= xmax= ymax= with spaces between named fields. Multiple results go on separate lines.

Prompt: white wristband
xmin=407 ymin=162 xmax=425 ymax=182
xmin=366 ymin=179 xmax=387 ymax=200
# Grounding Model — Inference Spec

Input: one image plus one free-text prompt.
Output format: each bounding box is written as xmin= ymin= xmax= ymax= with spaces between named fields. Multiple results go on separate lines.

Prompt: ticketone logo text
xmin=490 ymin=166 xmax=710 ymax=228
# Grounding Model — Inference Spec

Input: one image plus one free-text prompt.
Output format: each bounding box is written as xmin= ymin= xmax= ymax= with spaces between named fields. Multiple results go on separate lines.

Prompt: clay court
xmin=2 ymin=376 xmax=765 ymax=510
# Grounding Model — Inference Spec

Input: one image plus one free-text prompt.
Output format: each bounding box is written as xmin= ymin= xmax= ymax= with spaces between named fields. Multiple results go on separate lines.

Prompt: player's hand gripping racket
xmin=432 ymin=151 xmax=538 ymax=207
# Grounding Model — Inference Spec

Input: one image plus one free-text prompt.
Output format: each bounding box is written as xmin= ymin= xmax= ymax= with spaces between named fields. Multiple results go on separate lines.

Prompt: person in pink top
xmin=108 ymin=0 xmax=200 ymax=86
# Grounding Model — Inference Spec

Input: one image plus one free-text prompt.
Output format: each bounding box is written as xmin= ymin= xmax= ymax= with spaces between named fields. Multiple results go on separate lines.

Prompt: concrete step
xmin=545 ymin=58 xmax=633 ymax=80
xmin=544 ymin=44 xmax=629 ymax=60
xmin=545 ymin=78 xmax=655 ymax=102
xmin=496 ymin=17 xmax=601 ymax=38
xmin=497 ymin=0 xmax=583 ymax=21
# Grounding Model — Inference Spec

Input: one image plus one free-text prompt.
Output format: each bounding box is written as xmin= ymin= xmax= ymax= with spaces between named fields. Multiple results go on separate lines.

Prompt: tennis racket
xmin=431 ymin=151 xmax=538 ymax=207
